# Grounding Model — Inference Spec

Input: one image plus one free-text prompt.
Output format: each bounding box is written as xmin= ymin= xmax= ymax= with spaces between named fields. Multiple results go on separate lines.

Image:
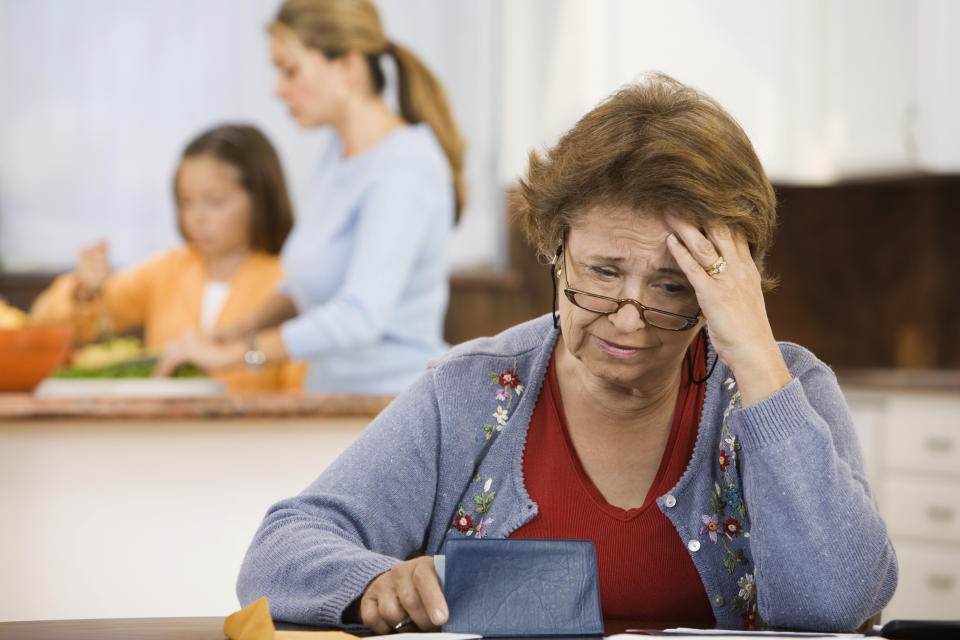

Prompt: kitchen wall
xmin=498 ymin=0 xmax=960 ymax=184
xmin=2 ymin=1 xmax=959 ymax=275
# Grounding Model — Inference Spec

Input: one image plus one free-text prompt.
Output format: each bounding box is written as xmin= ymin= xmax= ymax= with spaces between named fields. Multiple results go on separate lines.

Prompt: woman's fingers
xmin=666 ymin=215 xmax=723 ymax=269
xmin=703 ymin=221 xmax=735 ymax=261
xmin=666 ymin=233 xmax=712 ymax=287
xmin=152 ymin=351 xmax=183 ymax=378
xmin=412 ymin=557 xmax=448 ymax=626
xmin=153 ymin=336 xmax=191 ymax=378
xmin=375 ymin=591 xmax=408 ymax=633
xmin=705 ymin=221 xmax=752 ymax=265
xmin=360 ymin=557 xmax=447 ymax=633
xmin=396 ymin=578 xmax=433 ymax=631
xmin=360 ymin=583 xmax=403 ymax=635
xmin=666 ymin=215 xmax=752 ymax=278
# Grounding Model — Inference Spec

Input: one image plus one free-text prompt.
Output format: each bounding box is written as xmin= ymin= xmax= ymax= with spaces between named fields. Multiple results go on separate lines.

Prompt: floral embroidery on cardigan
xmin=483 ymin=358 xmax=523 ymax=440
xmin=452 ymin=476 xmax=496 ymax=537
xmin=449 ymin=361 xmax=523 ymax=538
xmin=700 ymin=377 xmax=761 ymax=628
xmin=734 ymin=567 xmax=759 ymax=627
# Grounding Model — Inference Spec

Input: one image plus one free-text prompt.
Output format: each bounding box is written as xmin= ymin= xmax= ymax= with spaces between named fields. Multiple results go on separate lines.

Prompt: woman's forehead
xmin=568 ymin=206 xmax=671 ymax=252
xmin=269 ymin=29 xmax=305 ymax=60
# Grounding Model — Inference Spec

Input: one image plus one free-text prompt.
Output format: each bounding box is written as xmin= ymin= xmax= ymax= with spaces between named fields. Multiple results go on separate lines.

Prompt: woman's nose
xmin=608 ymin=300 xmax=647 ymax=332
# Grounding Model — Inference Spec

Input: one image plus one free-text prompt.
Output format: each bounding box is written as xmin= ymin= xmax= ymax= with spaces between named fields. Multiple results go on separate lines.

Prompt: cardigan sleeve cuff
xmin=731 ymin=377 xmax=821 ymax=449
xmin=321 ymin=554 xmax=400 ymax=625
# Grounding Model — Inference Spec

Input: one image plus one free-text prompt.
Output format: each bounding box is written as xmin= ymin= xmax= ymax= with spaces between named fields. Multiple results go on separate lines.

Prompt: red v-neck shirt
xmin=510 ymin=331 xmax=714 ymax=623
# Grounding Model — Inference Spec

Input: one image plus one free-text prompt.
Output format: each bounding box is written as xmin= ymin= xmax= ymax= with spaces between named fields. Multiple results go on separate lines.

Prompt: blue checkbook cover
xmin=440 ymin=538 xmax=604 ymax=637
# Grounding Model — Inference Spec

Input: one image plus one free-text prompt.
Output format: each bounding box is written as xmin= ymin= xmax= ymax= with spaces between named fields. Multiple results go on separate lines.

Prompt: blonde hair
xmin=272 ymin=0 xmax=465 ymax=221
xmin=516 ymin=73 xmax=778 ymax=290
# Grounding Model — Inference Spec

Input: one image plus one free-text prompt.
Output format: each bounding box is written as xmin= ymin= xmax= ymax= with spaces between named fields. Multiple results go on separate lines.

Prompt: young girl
xmin=31 ymin=124 xmax=303 ymax=392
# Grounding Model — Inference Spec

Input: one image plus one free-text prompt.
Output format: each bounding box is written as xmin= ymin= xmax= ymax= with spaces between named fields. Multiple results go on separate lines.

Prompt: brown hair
xmin=272 ymin=0 xmax=466 ymax=222
xmin=176 ymin=124 xmax=294 ymax=255
xmin=515 ymin=73 xmax=778 ymax=290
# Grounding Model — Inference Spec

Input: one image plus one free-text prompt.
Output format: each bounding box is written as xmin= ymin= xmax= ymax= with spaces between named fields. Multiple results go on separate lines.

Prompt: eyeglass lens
xmin=565 ymin=291 xmax=695 ymax=330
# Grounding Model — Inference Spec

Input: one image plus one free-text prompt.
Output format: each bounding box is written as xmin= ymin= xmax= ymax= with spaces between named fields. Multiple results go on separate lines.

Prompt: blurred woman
xmin=157 ymin=0 xmax=463 ymax=394
xmin=32 ymin=124 xmax=303 ymax=392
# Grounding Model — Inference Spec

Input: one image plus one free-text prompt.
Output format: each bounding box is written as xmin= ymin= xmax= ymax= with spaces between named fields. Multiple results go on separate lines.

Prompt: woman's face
xmin=557 ymin=205 xmax=704 ymax=390
xmin=269 ymin=31 xmax=347 ymax=128
xmin=176 ymin=155 xmax=253 ymax=260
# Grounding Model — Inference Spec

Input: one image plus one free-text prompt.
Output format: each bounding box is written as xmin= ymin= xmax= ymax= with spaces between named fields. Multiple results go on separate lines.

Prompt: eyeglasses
xmin=555 ymin=244 xmax=702 ymax=331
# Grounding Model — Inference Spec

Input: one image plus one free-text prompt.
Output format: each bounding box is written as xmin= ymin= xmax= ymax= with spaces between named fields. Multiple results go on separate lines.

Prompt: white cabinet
xmin=844 ymin=388 xmax=960 ymax=621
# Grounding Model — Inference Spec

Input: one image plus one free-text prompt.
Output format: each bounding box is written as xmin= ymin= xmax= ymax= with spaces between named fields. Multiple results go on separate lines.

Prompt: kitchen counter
xmin=7 ymin=370 xmax=956 ymax=622
xmin=839 ymin=372 xmax=960 ymax=620
xmin=838 ymin=368 xmax=960 ymax=391
xmin=0 ymin=391 xmax=393 ymax=420
xmin=0 ymin=390 xmax=393 ymax=622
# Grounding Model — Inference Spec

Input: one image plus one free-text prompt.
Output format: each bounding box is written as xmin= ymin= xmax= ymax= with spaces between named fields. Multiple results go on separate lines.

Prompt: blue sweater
xmin=279 ymin=124 xmax=453 ymax=394
xmin=237 ymin=314 xmax=897 ymax=631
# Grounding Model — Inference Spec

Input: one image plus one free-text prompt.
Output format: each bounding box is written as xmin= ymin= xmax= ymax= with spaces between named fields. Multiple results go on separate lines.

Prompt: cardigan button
xmin=712 ymin=594 xmax=725 ymax=607
xmin=663 ymin=494 xmax=677 ymax=508
xmin=687 ymin=539 xmax=701 ymax=552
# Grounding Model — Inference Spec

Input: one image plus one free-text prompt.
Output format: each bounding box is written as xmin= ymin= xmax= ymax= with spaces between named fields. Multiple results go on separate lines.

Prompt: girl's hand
xmin=75 ymin=241 xmax=110 ymax=300
xmin=665 ymin=215 xmax=791 ymax=406
xmin=153 ymin=332 xmax=244 ymax=377
xmin=360 ymin=556 xmax=448 ymax=634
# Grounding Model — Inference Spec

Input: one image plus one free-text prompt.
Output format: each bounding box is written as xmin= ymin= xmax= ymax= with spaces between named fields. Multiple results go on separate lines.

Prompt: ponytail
xmin=274 ymin=0 xmax=465 ymax=222
xmin=387 ymin=42 xmax=465 ymax=222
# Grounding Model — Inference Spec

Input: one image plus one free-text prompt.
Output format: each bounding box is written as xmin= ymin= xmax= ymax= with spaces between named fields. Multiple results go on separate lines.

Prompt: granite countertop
xmin=837 ymin=368 xmax=960 ymax=391
xmin=0 ymin=392 xmax=393 ymax=420
xmin=6 ymin=369 xmax=957 ymax=421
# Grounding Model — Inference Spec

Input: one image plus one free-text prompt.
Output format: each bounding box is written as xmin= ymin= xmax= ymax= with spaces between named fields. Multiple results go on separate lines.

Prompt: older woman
xmin=236 ymin=74 xmax=897 ymax=632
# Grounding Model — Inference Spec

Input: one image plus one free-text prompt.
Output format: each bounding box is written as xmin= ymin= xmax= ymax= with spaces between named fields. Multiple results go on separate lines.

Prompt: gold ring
xmin=704 ymin=256 xmax=726 ymax=276
xmin=393 ymin=618 xmax=414 ymax=633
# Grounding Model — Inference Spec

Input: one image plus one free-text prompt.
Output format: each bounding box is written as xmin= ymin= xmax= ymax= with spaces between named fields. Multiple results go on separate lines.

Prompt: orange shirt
xmin=31 ymin=247 xmax=304 ymax=392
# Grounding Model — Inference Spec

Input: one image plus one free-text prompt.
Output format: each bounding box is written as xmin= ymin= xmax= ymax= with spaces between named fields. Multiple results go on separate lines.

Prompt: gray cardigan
xmin=236 ymin=314 xmax=897 ymax=631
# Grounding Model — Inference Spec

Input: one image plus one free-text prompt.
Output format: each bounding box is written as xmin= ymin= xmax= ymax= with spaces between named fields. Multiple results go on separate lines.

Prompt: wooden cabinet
xmin=845 ymin=386 xmax=960 ymax=620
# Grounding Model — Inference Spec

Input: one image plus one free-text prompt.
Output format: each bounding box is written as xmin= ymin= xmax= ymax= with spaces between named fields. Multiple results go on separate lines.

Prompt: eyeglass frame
xmin=554 ymin=243 xmax=703 ymax=331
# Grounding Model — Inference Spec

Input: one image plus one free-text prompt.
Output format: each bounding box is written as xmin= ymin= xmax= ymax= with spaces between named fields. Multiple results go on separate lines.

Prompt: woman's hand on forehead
xmin=664 ymin=214 xmax=791 ymax=406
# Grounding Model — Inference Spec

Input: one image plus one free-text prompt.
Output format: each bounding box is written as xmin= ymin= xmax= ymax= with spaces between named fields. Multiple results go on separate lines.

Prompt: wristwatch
xmin=243 ymin=332 xmax=266 ymax=370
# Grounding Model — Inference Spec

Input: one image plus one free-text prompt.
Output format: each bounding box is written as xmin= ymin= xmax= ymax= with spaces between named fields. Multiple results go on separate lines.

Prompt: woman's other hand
xmin=209 ymin=294 xmax=299 ymax=343
xmin=208 ymin=322 xmax=250 ymax=344
xmin=154 ymin=332 xmax=244 ymax=377
xmin=665 ymin=215 xmax=791 ymax=406
xmin=74 ymin=240 xmax=110 ymax=300
xmin=360 ymin=556 xmax=449 ymax=634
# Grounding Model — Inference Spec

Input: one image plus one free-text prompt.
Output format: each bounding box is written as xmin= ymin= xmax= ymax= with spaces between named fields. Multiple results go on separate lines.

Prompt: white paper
xmin=368 ymin=634 xmax=481 ymax=640
xmin=670 ymin=629 xmax=864 ymax=638
xmin=610 ymin=630 xmax=866 ymax=639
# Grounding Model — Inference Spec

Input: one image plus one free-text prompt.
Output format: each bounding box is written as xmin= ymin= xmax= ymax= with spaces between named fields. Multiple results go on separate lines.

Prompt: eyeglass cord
xmin=687 ymin=337 xmax=718 ymax=385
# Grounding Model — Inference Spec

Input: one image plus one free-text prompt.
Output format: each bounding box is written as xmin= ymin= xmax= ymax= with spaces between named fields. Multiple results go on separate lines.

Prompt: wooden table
xmin=0 ymin=617 xmax=666 ymax=640
xmin=0 ymin=616 xmax=226 ymax=640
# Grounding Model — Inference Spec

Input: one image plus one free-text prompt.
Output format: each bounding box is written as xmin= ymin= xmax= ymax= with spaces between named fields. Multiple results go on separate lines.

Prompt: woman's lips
xmin=592 ymin=335 xmax=650 ymax=358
